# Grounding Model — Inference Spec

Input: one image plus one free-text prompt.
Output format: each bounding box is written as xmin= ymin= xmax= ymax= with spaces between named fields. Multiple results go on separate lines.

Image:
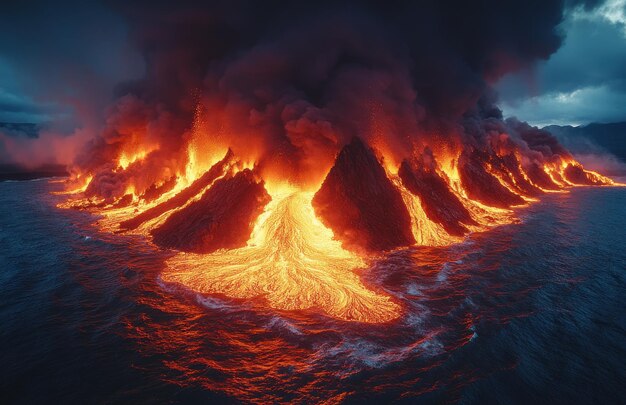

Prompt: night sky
xmin=498 ymin=0 xmax=626 ymax=126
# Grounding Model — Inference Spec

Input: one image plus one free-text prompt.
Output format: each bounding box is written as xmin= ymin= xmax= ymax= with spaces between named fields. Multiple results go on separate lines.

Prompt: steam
xmin=1 ymin=0 xmax=607 ymax=191
xmin=0 ymin=127 xmax=90 ymax=169
xmin=65 ymin=0 xmax=582 ymax=193
xmin=573 ymin=152 xmax=626 ymax=175
xmin=47 ymin=0 xmax=617 ymax=322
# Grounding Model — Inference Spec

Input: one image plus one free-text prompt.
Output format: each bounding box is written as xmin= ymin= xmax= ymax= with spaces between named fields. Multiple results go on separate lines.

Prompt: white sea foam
xmin=266 ymin=316 xmax=303 ymax=335
xmin=195 ymin=294 xmax=235 ymax=311
xmin=437 ymin=262 xmax=452 ymax=282
xmin=405 ymin=282 xmax=425 ymax=296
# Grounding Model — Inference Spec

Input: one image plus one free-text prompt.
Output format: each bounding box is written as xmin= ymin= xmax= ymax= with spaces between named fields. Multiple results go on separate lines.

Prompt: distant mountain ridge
xmin=0 ymin=122 xmax=40 ymax=138
xmin=543 ymin=122 xmax=626 ymax=163
xmin=0 ymin=164 xmax=68 ymax=181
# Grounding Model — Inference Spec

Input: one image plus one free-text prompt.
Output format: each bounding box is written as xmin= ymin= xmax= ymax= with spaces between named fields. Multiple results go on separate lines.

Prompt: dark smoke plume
xmin=69 ymin=0 xmax=592 ymax=196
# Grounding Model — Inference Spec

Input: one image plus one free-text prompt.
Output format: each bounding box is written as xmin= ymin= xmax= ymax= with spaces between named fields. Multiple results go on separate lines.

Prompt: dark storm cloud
xmin=1 ymin=0 xmax=572 ymax=130
xmin=498 ymin=0 xmax=626 ymax=125
xmin=567 ymin=0 xmax=605 ymax=10
xmin=0 ymin=0 xmax=145 ymax=166
xmin=104 ymin=0 xmax=568 ymax=122
xmin=3 ymin=0 xmax=599 ymax=171
xmin=0 ymin=0 xmax=143 ymax=128
xmin=0 ymin=89 xmax=43 ymax=122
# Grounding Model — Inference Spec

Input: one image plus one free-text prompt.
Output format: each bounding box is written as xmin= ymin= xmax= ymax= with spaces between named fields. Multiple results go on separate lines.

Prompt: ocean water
xmin=1 ymin=179 xmax=625 ymax=404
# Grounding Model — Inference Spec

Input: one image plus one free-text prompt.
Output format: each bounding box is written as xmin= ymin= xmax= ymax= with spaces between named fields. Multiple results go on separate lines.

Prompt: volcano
xmin=49 ymin=0 xmax=621 ymax=323
xmin=5 ymin=1 xmax=626 ymax=404
xmin=312 ymin=137 xmax=415 ymax=253
xmin=58 ymin=125 xmax=616 ymax=322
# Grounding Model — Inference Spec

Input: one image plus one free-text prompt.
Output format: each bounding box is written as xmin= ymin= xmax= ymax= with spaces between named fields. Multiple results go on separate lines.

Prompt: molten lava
xmin=162 ymin=184 xmax=400 ymax=323
xmin=58 ymin=126 xmax=618 ymax=323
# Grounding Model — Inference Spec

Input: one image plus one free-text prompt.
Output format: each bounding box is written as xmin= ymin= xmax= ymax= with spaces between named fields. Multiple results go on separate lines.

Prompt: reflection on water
xmin=1 ymin=179 xmax=625 ymax=404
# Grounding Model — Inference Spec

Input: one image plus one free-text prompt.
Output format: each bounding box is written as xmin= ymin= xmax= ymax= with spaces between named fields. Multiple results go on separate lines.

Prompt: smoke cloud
xmin=3 ymin=0 xmax=597 ymax=192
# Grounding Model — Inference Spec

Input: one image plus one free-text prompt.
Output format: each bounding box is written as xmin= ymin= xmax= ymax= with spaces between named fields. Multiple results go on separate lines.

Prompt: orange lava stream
xmin=392 ymin=176 xmax=463 ymax=246
xmin=434 ymin=157 xmax=518 ymax=229
xmin=57 ymin=135 xmax=620 ymax=324
xmin=383 ymin=153 xmax=516 ymax=247
xmin=58 ymin=145 xmax=235 ymax=233
xmin=118 ymin=149 xmax=152 ymax=170
xmin=161 ymin=184 xmax=401 ymax=323
xmin=53 ymin=174 xmax=93 ymax=195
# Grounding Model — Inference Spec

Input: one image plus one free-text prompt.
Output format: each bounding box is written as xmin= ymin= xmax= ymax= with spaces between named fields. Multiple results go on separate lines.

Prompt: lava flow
xmin=53 ymin=1 xmax=621 ymax=323
xmin=163 ymin=183 xmax=400 ymax=323
xmin=57 ymin=131 xmax=617 ymax=323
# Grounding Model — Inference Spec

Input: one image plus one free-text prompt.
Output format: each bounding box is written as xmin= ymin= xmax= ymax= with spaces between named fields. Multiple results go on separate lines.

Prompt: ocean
xmin=1 ymin=179 xmax=625 ymax=404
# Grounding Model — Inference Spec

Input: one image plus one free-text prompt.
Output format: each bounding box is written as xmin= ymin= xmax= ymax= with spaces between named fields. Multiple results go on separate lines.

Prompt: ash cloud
xmin=2 ymin=0 xmax=594 ymax=189
xmin=498 ymin=0 xmax=626 ymax=126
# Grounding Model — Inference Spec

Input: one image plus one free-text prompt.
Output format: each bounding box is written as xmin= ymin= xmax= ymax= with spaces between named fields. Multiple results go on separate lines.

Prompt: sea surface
xmin=1 ymin=179 xmax=625 ymax=404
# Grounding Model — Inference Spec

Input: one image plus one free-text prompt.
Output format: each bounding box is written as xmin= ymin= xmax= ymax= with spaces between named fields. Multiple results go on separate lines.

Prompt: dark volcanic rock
xmin=399 ymin=160 xmax=475 ymax=236
xmin=151 ymin=169 xmax=270 ymax=253
xmin=564 ymin=164 xmax=606 ymax=185
xmin=491 ymin=154 xmax=543 ymax=197
xmin=113 ymin=194 xmax=133 ymax=208
xmin=0 ymin=163 xmax=68 ymax=181
xmin=548 ymin=169 xmax=568 ymax=186
xmin=312 ymin=137 xmax=414 ymax=252
xmin=458 ymin=150 xmax=526 ymax=208
xmin=140 ymin=176 xmax=177 ymax=203
xmin=120 ymin=149 xmax=234 ymax=230
xmin=524 ymin=162 xmax=560 ymax=190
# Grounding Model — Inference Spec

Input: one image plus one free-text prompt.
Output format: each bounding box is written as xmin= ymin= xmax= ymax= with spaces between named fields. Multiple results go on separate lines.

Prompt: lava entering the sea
xmin=54 ymin=1 xmax=620 ymax=323
xmin=58 ymin=126 xmax=616 ymax=323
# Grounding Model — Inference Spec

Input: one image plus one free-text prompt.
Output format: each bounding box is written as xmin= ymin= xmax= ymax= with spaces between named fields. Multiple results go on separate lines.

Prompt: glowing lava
xmin=57 ymin=131 xmax=618 ymax=324
xmin=161 ymin=184 xmax=400 ymax=323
